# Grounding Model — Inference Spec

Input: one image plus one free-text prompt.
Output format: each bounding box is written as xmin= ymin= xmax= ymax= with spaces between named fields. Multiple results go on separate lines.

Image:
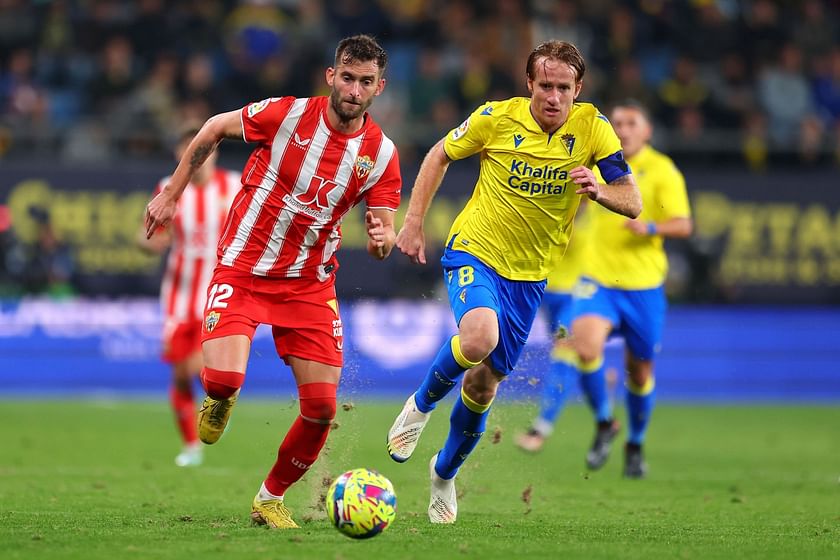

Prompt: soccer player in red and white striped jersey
xmin=144 ymin=35 xmax=401 ymax=528
xmin=139 ymin=125 xmax=238 ymax=468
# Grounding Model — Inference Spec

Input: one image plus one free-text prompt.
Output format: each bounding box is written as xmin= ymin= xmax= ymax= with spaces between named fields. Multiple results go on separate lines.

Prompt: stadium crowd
xmin=0 ymin=0 xmax=838 ymax=168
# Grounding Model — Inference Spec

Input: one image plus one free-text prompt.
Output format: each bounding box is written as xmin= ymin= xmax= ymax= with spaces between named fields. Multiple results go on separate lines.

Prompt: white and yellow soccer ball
xmin=326 ymin=468 xmax=397 ymax=539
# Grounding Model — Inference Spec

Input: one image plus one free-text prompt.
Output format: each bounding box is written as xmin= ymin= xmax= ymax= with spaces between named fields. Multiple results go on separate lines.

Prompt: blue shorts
xmin=542 ymin=291 xmax=573 ymax=339
xmin=571 ymin=278 xmax=666 ymax=361
xmin=441 ymin=248 xmax=546 ymax=375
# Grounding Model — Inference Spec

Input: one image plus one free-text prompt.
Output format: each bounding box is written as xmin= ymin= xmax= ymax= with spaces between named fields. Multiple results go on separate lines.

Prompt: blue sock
xmin=537 ymin=354 xmax=576 ymax=427
xmin=578 ymin=356 xmax=612 ymax=422
xmin=626 ymin=378 xmax=655 ymax=445
xmin=414 ymin=335 xmax=480 ymax=413
xmin=434 ymin=389 xmax=490 ymax=480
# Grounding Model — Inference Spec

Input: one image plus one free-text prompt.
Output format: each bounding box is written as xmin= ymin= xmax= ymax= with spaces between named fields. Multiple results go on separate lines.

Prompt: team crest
xmin=355 ymin=155 xmax=375 ymax=179
xmin=561 ymin=133 xmax=576 ymax=155
xmin=205 ymin=311 xmax=221 ymax=333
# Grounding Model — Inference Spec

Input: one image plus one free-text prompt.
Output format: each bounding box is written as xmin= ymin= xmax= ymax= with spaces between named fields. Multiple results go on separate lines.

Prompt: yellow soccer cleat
xmin=197 ymin=389 xmax=239 ymax=444
xmin=251 ymin=497 xmax=300 ymax=529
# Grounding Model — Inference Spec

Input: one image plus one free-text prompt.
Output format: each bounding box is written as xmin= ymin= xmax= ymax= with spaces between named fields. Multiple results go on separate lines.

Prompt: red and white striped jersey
xmin=218 ymin=96 xmax=402 ymax=281
xmin=158 ymin=168 xmax=239 ymax=322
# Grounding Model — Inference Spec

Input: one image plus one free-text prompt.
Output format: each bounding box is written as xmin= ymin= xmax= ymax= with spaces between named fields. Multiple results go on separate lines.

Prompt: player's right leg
xmin=198 ymin=334 xmax=250 ymax=444
xmin=387 ymin=333 xmax=483 ymax=462
xmin=388 ymin=260 xmax=498 ymax=463
xmin=572 ymin=312 xmax=620 ymax=470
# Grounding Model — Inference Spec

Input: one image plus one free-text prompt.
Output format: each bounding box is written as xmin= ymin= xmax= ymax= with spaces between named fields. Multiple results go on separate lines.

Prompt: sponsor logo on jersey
xmin=205 ymin=311 xmax=220 ymax=333
xmin=293 ymin=133 xmax=311 ymax=147
xmin=513 ymin=133 xmax=525 ymax=148
xmin=459 ymin=289 xmax=466 ymax=303
xmin=480 ymin=105 xmax=493 ymax=116
xmin=246 ymin=98 xmax=276 ymax=118
xmin=451 ymin=118 xmax=470 ymax=140
xmin=355 ymin=155 xmax=374 ymax=179
xmin=507 ymin=159 xmax=569 ymax=196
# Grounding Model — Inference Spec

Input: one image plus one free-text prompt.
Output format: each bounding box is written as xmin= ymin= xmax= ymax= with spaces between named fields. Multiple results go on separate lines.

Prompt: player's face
xmin=527 ymin=58 xmax=582 ymax=133
xmin=326 ymin=59 xmax=385 ymax=123
xmin=611 ymin=106 xmax=652 ymax=158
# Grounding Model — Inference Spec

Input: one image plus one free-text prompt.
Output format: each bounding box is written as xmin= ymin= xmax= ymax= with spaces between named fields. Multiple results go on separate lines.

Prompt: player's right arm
xmin=145 ymin=110 xmax=242 ymax=238
xmin=395 ymin=138 xmax=451 ymax=265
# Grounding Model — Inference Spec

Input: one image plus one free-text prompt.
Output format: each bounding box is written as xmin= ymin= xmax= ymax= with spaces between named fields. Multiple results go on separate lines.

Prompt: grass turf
xmin=1 ymin=399 xmax=838 ymax=559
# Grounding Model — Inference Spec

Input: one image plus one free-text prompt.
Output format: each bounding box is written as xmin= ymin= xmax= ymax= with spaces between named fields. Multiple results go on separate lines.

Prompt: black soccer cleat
xmin=585 ymin=419 xmax=620 ymax=470
xmin=623 ymin=442 xmax=648 ymax=479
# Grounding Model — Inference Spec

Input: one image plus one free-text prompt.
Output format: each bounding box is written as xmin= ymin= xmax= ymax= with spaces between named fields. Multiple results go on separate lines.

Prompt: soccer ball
xmin=326 ymin=468 xmax=397 ymax=539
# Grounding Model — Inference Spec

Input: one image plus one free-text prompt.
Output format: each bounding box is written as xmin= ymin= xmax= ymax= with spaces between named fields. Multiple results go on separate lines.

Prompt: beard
xmin=329 ymin=88 xmax=371 ymax=123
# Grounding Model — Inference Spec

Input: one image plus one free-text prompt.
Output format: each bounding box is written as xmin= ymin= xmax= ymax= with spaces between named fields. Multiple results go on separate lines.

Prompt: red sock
xmin=169 ymin=385 xmax=198 ymax=445
xmin=200 ymin=367 xmax=244 ymax=400
xmin=264 ymin=383 xmax=337 ymax=496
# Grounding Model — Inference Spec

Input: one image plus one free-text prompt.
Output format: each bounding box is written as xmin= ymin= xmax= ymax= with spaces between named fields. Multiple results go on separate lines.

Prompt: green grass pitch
xmin=2 ymin=399 xmax=838 ymax=559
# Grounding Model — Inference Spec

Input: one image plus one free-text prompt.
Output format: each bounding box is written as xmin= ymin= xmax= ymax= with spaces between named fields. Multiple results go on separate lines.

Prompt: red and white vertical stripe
xmin=160 ymin=169 xmax=238 ymax=322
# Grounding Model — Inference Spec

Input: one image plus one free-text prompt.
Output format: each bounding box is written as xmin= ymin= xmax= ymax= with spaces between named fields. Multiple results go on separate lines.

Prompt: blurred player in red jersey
xmin=138 ymin=125 xmax=239 ymax=468
xmin=144 ymin=35 xmax=401 ymax=529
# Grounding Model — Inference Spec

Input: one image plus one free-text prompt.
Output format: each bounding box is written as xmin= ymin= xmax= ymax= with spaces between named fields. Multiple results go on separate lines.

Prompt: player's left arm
xmin=572 ymin=169 xmax=642 ymax=219
xmin=624 ymin=161 xmax=693 ymax=238
xmin=366 ymin=208 xmax=396 ymax=260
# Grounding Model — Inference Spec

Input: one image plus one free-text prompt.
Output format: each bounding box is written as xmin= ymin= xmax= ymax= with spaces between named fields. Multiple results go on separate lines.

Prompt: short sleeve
xmin=241 ymin=97 xmax=295 ymax=144
xmin=442 ymin=102 xmax=496 ymax=161
xmin=364 ymin=147 xmax=402 ymax=211
xmin=590 ymin=111 xmax=631 ymax=183
xmin=657 ymin=160 xmax=691 ymax=219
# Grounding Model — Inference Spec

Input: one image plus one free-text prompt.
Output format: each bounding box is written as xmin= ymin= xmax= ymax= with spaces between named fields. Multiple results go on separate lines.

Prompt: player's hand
xmin=144 ymin=189 xmax=177 ymax=239
xmin=395 ymin=215 xmax=426 ymax=265
xmin=624 ymin=218 xmax=647 ymax=236
xmin=571 ymin=166 xmax=602 ymax=201
xmin=365 ymin=210 xmax=385 ymax=248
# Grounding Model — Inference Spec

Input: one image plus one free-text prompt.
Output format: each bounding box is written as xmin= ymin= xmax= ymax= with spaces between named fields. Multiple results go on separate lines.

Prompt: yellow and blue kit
xmin=440 ymin=98 xmax=630 ymax=374
xmin=573 ymin=144 xmax=691 ymax=360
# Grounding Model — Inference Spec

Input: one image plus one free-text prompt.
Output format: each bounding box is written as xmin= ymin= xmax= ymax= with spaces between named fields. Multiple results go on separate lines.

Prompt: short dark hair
xmin=526 ymin=41 xmax=585 ymax=82
xmin=610 ymin=99 xmax=652 ymax=122
xmin=334 ymin=35 xmax=387 ymax=72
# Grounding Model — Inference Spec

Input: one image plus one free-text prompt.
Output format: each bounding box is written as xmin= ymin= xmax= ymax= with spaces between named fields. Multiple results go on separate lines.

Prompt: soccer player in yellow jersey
xmin=514 ymin=206 xmax=592 ymax=453
xmin=562 ymin=100 xmax=692 ymax=478
xmin=386 ymin=41 xmax=642 ymax=524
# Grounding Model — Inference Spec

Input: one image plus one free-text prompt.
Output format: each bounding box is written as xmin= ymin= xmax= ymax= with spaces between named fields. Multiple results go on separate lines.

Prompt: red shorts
xmin=161 ymin=319 xmax=202 ymax=364
xmin=201 ymin=266 xmax=343 ymax=367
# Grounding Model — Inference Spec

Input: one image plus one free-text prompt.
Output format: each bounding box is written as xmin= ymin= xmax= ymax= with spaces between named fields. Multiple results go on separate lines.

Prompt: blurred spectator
xmin=757 ymin=43 xmax=814 ymax=147
xmin=0 ymin=0 xmax=836 ymax=167
xmin=812 ymin=49 xmax=840 ymax=129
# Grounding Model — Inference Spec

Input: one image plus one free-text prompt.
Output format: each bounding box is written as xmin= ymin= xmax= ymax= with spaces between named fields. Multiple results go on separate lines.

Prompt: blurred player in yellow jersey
xmin=514 ymin=205 xmax=592 ymax=453
xmin=386 ymin=41 xmax=642 ymax=524
xmin=538 ymin=100 xmax=692 ymax=477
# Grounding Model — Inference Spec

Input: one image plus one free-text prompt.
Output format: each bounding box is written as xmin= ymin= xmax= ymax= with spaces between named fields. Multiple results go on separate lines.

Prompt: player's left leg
xmin=624 ymin=354 xmax=654 ymax=479
xmin=253 ymin=357 xmax=340 ymax=529
xmin=617 ymin=285 xmax=666 ymax=479
xmin=430 ymin=362 xmax=502 ymax=524
xmin=172 ymin=349 xmax=203 ymax=467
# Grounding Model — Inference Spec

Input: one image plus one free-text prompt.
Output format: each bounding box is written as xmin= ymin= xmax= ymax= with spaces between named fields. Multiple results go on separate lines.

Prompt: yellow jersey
xmin=442 ymin=98 xmax=623 ymax=281
xmin=546 ymin=204 xmax=592 ymax=293
xmin=586 ymin=144 xmax=691 ymax=290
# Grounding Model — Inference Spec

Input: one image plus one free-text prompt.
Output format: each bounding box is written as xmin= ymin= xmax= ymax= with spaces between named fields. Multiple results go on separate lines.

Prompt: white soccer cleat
xmin=428 ymin=453 xmax=457 ymax=524
xmin=387 ymin=394 xmax=431 ymax=463
xmin=174 ymin=443 xmax=203 ymax=467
